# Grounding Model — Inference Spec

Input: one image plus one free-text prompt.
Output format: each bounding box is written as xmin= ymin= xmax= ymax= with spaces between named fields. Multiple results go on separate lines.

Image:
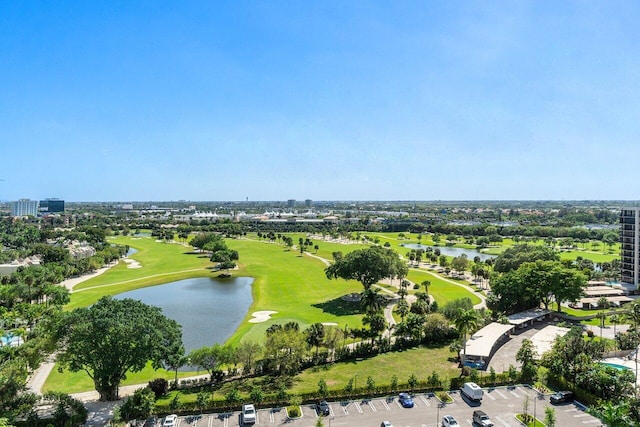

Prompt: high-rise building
xmin=287 ymin=199 xmax=296 ymax=210
xmin=10 ymin=199 xmax=39 ymax=217
xmin=620 ymin=207 xmax=640 ymax=291
xmin=305 ymin=199 xmax=313 ymax=208
xmin=39 ymin=198 xmax=65 ymax=213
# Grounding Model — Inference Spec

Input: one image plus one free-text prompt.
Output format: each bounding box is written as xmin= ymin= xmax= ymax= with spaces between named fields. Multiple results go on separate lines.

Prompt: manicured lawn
xmin=407 ymin=269 xmax=482 ymax=306
xmin=49 ymin=233 xmax=483 ymax=395
xmin=223 ymin=239 xmax=364 ymax=346
xmin=289 ymin=346 xmax=460 ymax=394
xmin=67 ymin=236 xmax=213 ymax=310
xmin=43 ymin=362 xmax=198 ymax=394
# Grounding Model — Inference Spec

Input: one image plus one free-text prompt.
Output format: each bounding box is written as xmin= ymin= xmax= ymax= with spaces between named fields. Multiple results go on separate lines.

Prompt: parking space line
xmin=494 ymin=389 xmax=508 ymax=399
xmin=485 ymin=392 xmax=496 ymax=400
xmin=419 ymin=396 xmax=430 ymax=406
xmin=341 ymin=403 xmax=349 ymax=415
xmin=354 ymin=402 xmax=363 ymax=413
xmin=382 ymin=399 xmax=391 ymax=411
xmin=509 ymin=389 xmax=521 ymax=398
xmin=269 ymin=410 xmax=274 ymax=423
xmin=368 ymin=400 xmax=377 ymax=412
xmin=564 ymin=408 xmax=579 ymax=413
xmin=223 ymin=414 xmax=228 ymax=427
xmin=518 ymin=386 xmax=533 ymax=396
xmin=574 ymin=413 xmax=590 ymax=418
xmin=582 ymin=420 xmax=601 ymax=424
xmin=495 ymin=415 xmax=512 ymax=426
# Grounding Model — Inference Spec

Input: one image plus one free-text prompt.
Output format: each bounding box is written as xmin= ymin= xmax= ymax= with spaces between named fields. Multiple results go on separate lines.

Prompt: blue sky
xmin=1 ymin=1 xmax=640 ymax=202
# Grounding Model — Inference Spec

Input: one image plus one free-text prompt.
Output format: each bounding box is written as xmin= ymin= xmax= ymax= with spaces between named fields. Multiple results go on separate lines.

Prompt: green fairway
xmin=67 ymin=236 xmax=213 ymax=310
xmin=407 ymin=269 xmax=482 ymax=306
xmin=223 ymin=239 xmax=364 ymax=345
xmin=48 ymin=233 xmax=481 ymax=395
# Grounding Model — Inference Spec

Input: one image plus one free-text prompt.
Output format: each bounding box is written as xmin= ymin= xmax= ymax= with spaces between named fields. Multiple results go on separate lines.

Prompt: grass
xmin=43 ymin=362 xmax=197 ymax=394
xmin=67 ymin=236 xmax=213 ymax=310
xmin=406 ymin=269 xmax=482 ymax=306
xmin=289 ymin=345 xmax=460 ymax=395
xmin=515 ymin=413 xmax=546 ymax=426
xmin=53 ymin=231 xmax=599 ymax=396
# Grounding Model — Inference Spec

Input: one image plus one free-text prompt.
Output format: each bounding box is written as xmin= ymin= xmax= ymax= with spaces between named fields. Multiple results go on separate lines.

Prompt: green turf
xmin=406 ymin=269 xmax=482 ymax=306
xmin=289 ymin=345 xmax=460 ymax=394
xmin=43 ymin=362 xmax=199 ymax=394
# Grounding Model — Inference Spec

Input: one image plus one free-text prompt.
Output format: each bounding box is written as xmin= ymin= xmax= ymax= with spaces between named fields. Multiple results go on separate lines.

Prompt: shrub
xmin=148 ymin=378 xmax=169 ymax=398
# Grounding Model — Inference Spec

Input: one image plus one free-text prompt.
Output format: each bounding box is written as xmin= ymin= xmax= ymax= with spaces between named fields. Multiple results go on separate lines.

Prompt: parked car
xmin=162 ymin=414 xmax=177 ymax=427
xmin=550 ymin=390 xmax=575 ymax=404
xmin=143 ymin=416 xmax=157 ymax=427
xmin=398 ymin=392 xmax=414 ymax=408
xmin=242 ymin=403 xmax=257 ymax=425
xmin=472 ymin=410 xmax=494 ymax=427
xmin=442 ymin=415 xmax=459 ymax=427
xmin=380 ymin=422 xmax=393 ymax=427
xmin=317 ymin=400 xmax=330 ymax=416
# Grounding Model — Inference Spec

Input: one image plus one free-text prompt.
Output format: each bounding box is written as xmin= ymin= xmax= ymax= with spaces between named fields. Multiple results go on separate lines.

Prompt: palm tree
xmin=454 ymin=308 xmax=479 ymax=367
xmin=598 ymin=402 xmax=632 ymax=427
xmin=597 ymin=297 xmax=609 ymax=339
xmin=360 ymin=287 xmax=383 ymax=314
xmin=610 ymin=314 xmax=620 ymax=349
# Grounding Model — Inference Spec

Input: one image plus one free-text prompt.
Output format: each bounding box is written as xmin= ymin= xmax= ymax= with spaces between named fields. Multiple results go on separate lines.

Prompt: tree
xmin=325 ymin=246 xmax=407 ymax=291
xmin=493 ymin=244 xmax=559 ymax=273
xmin=597 ymin=402 xmax=633 ymax=427
xmin=305 ymin=323 xmax=325 ymax=357
xmin=363 ymin=312 xmax=387 ymax=345
xmin=237 ymin=341 xmax=262 ymax=375
xmin=189 ymin=344 xmax=225 ymax=379
xmin=454 ymin=309 xmax=479 ymax=366
xmin=55 ymin=297 xmax=183 ymax=401
xmin=543 ymin=407 xmax=556 ymax=427
xmin=516 ymin=339 xmax=537 ymax=381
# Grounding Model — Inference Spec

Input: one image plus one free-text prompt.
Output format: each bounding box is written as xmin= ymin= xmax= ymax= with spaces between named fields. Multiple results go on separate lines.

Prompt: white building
xmin=10 ymin=199 xmax=39 ymax=217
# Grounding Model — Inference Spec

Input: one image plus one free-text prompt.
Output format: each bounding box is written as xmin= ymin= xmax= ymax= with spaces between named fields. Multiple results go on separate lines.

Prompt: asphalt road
xmin=151 ymin=385 xmax=603 ymax=427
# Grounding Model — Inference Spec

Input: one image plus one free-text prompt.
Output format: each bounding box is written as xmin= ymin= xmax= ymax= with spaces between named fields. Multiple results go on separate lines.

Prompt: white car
xmin=242 ymin=403 xmax=257 ymax=425
xmin=381 ymin=422 xmax=393 ymax=427
xmin=162 ymin=414 xmax=177 ymax=427
xmin=442 ymin=415 xmax=459 ymax=427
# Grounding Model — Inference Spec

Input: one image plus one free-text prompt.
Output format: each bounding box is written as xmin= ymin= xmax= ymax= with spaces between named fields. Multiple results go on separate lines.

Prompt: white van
xmin=461 ymin=382 xmax=483 ymax=401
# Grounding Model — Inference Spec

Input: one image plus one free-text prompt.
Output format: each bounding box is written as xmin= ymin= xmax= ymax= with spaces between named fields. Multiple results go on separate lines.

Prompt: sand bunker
xmin=322 ymin=322 xmax=338 ymax=326
xmin=123 ymin=259 xmax=142 ymax=269
xmin=249 ymin=311 xmax=278 ymax=323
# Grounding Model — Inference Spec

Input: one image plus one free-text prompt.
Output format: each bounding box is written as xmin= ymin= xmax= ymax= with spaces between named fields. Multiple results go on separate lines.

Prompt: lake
xmin=114 ymin=276 xmax=253 ymax=353
xmin=400 ymin=244 xmax=495 ymax=261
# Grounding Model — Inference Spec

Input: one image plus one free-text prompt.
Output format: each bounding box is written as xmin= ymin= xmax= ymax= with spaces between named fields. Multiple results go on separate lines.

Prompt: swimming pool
xmin=601 ymin=362 xmax=631 ymax=370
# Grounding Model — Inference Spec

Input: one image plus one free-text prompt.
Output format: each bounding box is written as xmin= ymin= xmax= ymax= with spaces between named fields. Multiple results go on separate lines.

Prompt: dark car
xmin=550 ymin=390 xmax=575 ymax=404
xmin=143 ymin=416 xmax=157 ymax=427
xmin=398 ymin=392 xmax=414 ymax=408
xmin=317 ymin=400 xmax=330 ymax=416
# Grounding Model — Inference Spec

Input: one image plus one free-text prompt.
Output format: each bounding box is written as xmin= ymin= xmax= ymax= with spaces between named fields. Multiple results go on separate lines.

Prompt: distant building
xmin=287 ymin=199 xmax=296 ymax=210
xmin=305 ymin=199 xmax=313 ymax=208
xmin=39 ymin=198 xmax=64 ymax=213
xmin=620 ymin=208 xmax=640 ymax=292
xmin=10 ymin=199 xmax=39 ymax=217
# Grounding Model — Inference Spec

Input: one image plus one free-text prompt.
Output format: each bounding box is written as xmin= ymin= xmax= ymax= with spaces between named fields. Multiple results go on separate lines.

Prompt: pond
xmin=400 ymin=244 xmax=495 ymax=261
xmin=114 ymin=276 xmax=253 ymax=354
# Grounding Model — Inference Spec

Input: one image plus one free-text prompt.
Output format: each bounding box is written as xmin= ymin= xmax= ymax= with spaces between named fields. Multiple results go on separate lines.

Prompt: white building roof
xmin=507 ymin=309 xmax=551 ymax=326
xmin=529 ymin=325 xmax=570 ymax=358
xmin=463 ymin=323 xmax=515 ymax=358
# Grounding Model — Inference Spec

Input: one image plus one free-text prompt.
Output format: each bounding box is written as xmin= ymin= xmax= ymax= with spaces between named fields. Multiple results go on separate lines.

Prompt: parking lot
xmin=163 ymin=386 xmax=602 ymax=427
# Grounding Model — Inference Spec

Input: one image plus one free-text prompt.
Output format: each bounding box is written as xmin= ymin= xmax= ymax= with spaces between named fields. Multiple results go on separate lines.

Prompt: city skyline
xmin=2 ymin=2 xmax=640 ymax=202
